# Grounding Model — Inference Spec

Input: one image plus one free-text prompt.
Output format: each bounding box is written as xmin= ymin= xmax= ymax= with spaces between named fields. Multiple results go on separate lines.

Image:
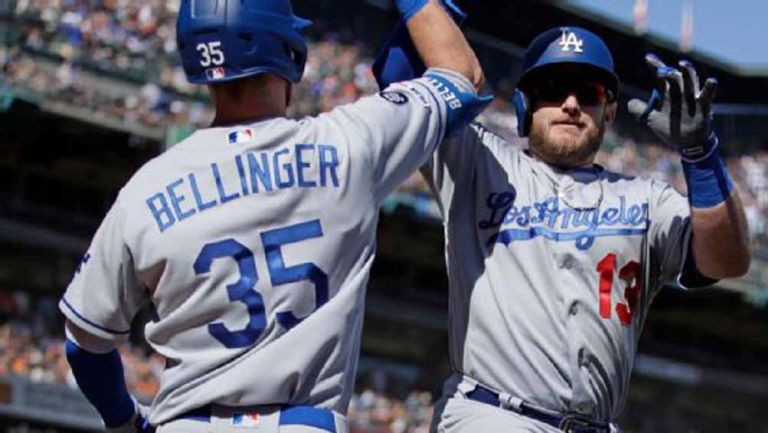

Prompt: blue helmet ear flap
xmin=512 ymin=89 xmax=531 ymax=137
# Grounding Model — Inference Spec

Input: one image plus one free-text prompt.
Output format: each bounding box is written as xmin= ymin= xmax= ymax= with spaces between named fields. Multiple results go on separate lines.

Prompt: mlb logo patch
xmin=228 ymin=128 xmax=254 ymax=144
xmin=232 ymin=413 xmax=260 ymax=427
xmin=206 ymin=67 xmax=226 ymax=80
xmin=379 ymin=90 xmax=408 ymax=105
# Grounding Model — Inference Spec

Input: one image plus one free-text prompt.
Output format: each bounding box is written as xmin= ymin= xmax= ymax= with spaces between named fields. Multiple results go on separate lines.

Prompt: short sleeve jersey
xmin=422 ymin=123 xmax=701 ymax=421
xmin=60 ymin=74 xmax=458 ymax=425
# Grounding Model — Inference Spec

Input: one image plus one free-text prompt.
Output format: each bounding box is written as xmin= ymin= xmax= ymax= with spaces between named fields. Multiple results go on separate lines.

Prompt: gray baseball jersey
xmin=423 ymin=124 xmax=707 ymax=425
xmin=59 ymin=71 xmax=468 ymax=426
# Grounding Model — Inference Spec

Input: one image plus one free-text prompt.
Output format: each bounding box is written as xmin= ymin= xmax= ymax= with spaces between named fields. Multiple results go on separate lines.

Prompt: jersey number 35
xmin=193 ymin=219 xmax=328 ymax=349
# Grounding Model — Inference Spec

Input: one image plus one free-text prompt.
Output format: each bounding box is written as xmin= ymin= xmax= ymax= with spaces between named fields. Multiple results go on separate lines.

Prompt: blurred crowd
xmin=349 ymin=389 xmax=434 ymax=433
xmin=0 ymin=290 xmax=163 ymax=402
xmin=0 ymin=289 xmax=435 ymax=432
xmin=9 ymin=0 xmax=189 ymax=89
xmin=1 ymin=0 xmax=378 ymax=127
xmin=4 ymin=0 xmax=768 ymax=244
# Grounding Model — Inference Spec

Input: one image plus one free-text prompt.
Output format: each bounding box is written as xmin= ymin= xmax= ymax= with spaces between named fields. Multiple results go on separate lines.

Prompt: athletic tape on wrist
xmin=682 ymin=135 xmax=734 ymax=208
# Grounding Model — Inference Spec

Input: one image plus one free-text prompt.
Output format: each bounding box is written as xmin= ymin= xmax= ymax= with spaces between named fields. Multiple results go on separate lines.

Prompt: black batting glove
xmin=628 ymin=54 xmax=718 ymax=162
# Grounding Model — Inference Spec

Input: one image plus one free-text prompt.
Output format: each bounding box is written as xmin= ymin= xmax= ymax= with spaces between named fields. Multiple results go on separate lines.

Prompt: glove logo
xmin=559 ymin=30 xmax=584 ymax=53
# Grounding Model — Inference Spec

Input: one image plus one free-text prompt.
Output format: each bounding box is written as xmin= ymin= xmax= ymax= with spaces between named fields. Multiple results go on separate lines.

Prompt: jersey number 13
xmin=596 ymin=253 xmax=641 ymax=326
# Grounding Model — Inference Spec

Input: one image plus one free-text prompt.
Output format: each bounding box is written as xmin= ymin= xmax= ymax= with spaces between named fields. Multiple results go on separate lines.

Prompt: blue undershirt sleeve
xmin=65 ymin=339 xmax=136 ymax=427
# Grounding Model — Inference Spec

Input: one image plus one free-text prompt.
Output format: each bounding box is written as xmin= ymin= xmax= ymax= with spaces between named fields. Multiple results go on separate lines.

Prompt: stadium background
xmin=1 ymin=0 xmax=767 ymax=431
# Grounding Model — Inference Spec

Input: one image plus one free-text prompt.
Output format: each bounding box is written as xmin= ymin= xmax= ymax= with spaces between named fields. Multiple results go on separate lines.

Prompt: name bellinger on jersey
xmin=146 ymin=143 xmax=341 ymax=232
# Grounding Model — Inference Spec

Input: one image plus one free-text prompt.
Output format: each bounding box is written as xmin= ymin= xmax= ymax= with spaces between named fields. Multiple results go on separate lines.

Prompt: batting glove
xmin=628 ymin=54 xmax=719 ymax=162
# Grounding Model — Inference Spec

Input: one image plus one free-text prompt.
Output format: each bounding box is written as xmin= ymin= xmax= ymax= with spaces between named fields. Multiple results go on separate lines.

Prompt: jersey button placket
xmin=560 ymin=249 xmax=592 ymax=416
xmin=575 ymin=401 xmax=594 ymax=416
xmin=557 ymin=249 xmax=579 ymax=405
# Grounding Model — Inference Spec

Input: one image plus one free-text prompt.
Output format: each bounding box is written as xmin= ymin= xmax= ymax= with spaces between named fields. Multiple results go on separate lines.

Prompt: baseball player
xmin=375 ymin=25 xmax=750 ymax=432
xmin=59 ymin=1 xmax=491 ymax=432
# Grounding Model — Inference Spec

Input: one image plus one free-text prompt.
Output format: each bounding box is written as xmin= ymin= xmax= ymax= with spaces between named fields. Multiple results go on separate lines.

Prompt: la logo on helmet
xmin=559 ymin=30 xmax=584 ymax=53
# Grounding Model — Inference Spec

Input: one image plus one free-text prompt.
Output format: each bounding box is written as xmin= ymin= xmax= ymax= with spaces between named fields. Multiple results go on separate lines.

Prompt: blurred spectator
xmin=0 ymin=288 xmax=164 ymax=401
xmin=349 ymin=388 xmax=434 ymax=433
xmin=4 ymin=0 xmax=768 ymax=248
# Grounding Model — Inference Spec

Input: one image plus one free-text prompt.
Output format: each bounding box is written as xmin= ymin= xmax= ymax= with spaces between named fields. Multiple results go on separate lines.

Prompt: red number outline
xmin=596 ymin=254 xmax=642 ymax=326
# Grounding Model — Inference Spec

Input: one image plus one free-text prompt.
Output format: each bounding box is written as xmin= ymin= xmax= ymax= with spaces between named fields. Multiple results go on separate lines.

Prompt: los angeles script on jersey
xmin=145 ymin=144 xmax=340 ymax=232
xmin=479 ymin=191 xmax=649 ymax=251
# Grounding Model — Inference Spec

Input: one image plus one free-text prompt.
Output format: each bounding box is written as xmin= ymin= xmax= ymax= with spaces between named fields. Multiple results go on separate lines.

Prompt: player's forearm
xmin=65 ymin=321 xmax=136 ymax=428
xmin=676 ymin=131 xmax=750 ymax=279
xmin=405 ymin=0 xmax=484 ymax=90
xmin=66 ymin=340 xmax=137 ymax=427
xmin=690 ymin=191 xmax=751 ymax=279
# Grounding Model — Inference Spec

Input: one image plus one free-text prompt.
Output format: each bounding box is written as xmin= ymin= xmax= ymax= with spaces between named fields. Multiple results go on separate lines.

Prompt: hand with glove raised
xmin=628 ymin=54 xmax=718 ymax=162
xmin=629 ymin=53 xmax=735 ymax=210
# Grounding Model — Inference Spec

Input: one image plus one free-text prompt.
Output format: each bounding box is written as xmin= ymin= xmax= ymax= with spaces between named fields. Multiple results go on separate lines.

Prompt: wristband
xmin=680 ymin=131 xmax=719 ymax=163
xmin=681 ymin=134 xmax=734 ymax=208
xmin=396 ymin=0 xmax=429 ymax=21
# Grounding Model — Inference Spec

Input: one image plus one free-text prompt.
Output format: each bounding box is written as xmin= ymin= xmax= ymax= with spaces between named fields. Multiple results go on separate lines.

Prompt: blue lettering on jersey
xmin=234 ymin=155 xmax=251 ymax=197
xmin=167 ymin=178 xmax=196 ymax=221
xmin=146 ymin=144 xmax=341 ymax=232
xmin=247 ymin=152 xmax=273 ymax=193
xmin=479 ymin=193 xmax=649 ymax=250
xmin=212 ymin=162 xmax=241 ymax=204
xmin=318 ymin=145 xmax=340 ymax=188
xmin=273 ymin=148 xmax=295 ymax=189
xmin=296 ymin=144 xmax=317 ymax=188
xmin=147 ymin=193 xmax=176 ymax=232
xmin=189 ymin=173 xmax=217 ymax=211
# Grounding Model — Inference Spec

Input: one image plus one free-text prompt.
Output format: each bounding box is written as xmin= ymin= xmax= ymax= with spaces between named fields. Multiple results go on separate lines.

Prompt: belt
xmin=176 ymin=404 xmax=338 ymax=432
xmin=466 ymin=385 xmax=610 ymax=433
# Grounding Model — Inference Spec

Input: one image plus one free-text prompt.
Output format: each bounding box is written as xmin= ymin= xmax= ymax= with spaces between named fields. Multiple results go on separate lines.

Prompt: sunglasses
xmin=530 ymin=78 xmax=613 ymax=106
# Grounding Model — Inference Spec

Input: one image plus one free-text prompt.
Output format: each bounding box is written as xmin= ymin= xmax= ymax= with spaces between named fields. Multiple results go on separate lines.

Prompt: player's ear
xmin=604 ymin=101 xmax=617 ymax=124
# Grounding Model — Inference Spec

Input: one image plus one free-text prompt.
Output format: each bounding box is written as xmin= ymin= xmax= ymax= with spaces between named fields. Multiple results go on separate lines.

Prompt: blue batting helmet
xmin=512 ymin=27 xmax=619 ymax=137
xmin=176 ymin=0 xmax=311 ymax=85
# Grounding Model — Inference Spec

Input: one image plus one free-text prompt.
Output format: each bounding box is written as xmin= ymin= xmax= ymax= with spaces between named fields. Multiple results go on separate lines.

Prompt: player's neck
xmin=527 ymin=148 xmax=596 ymax=171
xmin=211 ymin=109 xmax=285 ymax=127
xmin=209 ymin=76 xmax=289 ymax=127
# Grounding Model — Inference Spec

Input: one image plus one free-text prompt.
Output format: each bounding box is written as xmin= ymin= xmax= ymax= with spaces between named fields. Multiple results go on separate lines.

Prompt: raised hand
xmin=628 ymin=54 xmax=718 ymax=162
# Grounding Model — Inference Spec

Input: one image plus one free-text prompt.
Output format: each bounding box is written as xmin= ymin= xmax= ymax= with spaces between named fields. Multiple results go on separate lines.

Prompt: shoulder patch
xmin=379 ymin=90 xmax=408 ymax=105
